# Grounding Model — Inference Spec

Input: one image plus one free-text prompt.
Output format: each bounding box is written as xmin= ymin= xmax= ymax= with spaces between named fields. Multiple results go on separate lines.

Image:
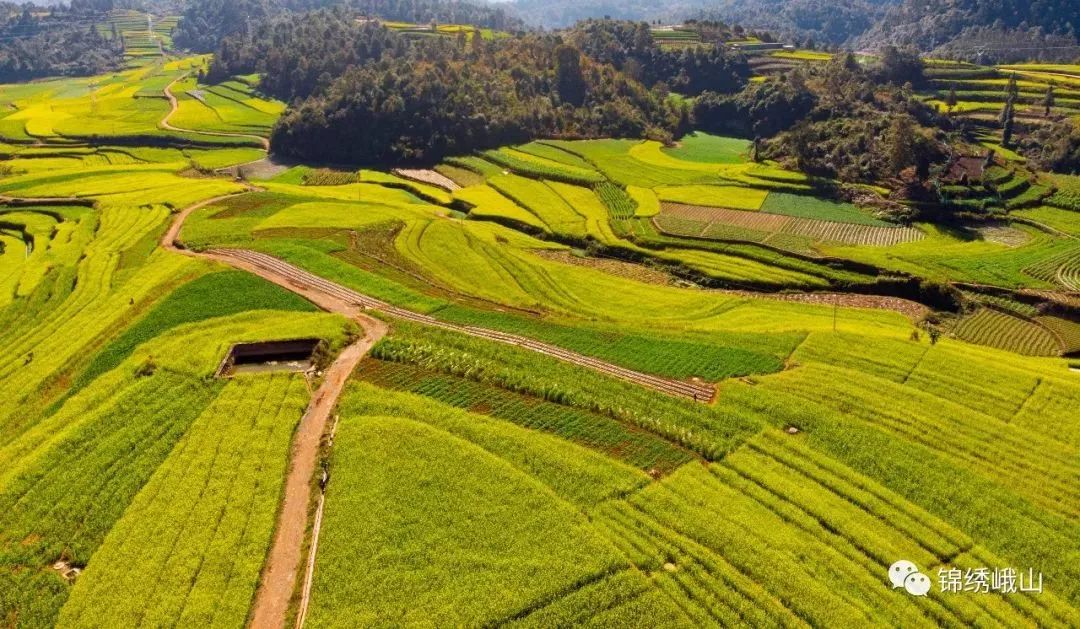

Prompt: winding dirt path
xmin=160 ymin=188 xmax=720 ymax=627
xmin=163 ymin=197 xmax=388 ymax=629
xmin=161 ymin=76 xmax=272 ymax=151
xmin=164 ymin=195 xmax=715 ymax=402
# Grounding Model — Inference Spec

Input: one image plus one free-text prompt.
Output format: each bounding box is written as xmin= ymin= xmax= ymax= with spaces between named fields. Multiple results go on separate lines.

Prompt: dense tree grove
xmin=208 ymin=10 xmax=405 ymax=101
xmin=1023 ymin=122 xmax=1080 ymax=174
xmin=693 ymin=75 xmax=817 ymax=138
xmin=175 ymin=0 xmax=519 ymax=53
xmin=0 ymin=4 xmax=121 ymax=81
xmin=174 ymin=0 xmax=278 ymax=53
xmin=210 ymin=16 xmax=750 ymax=165
xmin=271 ymin=32 xmax=680 ymax=164
xmin=568 ymin=20 xmax=750 ymax=95
xmin=527 ymin=0 xmax=1079 ymax=59
xmin=695 ymin=52 xmax=946 ymax=186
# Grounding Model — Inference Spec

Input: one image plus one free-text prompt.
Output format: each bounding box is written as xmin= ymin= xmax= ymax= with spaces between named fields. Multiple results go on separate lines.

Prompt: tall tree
xmin=1044 ymin=84 xmax=1056 ymax=117
xmin=1001 ymin=98 xmax=1016 ymax=147
xmin=885 ymin=114 xmax=916 ymax=176
xmin=945 ymin=84 xmax=958 ymax=114
xmin=555 ymin=44 xmax=588 ymax=107
xmin=1005 ymin=73 xmax=1019 ymax=100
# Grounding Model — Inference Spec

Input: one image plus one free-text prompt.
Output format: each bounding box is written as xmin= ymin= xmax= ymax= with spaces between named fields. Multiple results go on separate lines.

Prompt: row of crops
xmin=655 ymin=201 xmax=922 ymax=248
xmin=952 ymin=308 xmax=1062 ymax=356
xmin=597 ymin=430 xmax=1076 ymax=626
xmin=60 ymin=374 xmax=309 ymax=627
xmin=357 ymin=358 xmax=695 ymax=474
xmin=304 ymin=316 xmax=1080 ymax=625
xmin=1022 ymin=244 xmax=1080 ymax=291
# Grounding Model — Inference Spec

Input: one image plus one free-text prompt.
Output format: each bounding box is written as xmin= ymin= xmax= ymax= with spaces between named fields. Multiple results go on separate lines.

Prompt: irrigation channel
xmin=161 ymin=190 xmax=715 ymax=628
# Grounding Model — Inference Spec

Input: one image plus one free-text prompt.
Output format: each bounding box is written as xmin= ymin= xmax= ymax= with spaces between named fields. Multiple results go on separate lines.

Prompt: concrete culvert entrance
xmin=217 ymin=338 xmax=323 ymax=377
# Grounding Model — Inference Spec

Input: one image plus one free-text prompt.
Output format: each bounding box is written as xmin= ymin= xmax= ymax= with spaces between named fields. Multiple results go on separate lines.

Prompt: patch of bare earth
xmin=977 ymin=224 xmax=1031 ymax=247
xmin=532 ymin=249 xmax=677 ymax=286
xmin=392 ymin=168 xmax=461 ymax=191
xmin=227 ymin=156 xmax=292 ymax=180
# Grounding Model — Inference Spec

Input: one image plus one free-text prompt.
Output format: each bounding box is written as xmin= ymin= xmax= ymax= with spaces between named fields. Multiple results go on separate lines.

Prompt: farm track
xmin=161 ymin=190 xmax=713 ymax=627
xmin=211 ymin=247 xmax=716 ymax=402
xmin=164 ymin=194 xmax=714 ymax=401
xmin=162 ymin=76 xmax=272 ymax=151
xmin=163 ymin=193 xmax=389 ymax=629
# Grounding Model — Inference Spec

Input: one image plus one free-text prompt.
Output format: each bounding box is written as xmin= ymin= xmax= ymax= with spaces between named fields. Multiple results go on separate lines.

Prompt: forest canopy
xmin=0 ymin=3 xmax=121 ymax=81
xmin=206 ymin=14 xmax=749 ymax=165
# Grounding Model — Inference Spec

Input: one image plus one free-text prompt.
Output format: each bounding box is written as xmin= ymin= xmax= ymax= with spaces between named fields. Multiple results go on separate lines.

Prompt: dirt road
xmin=161 ymin=190 xmax=715 ymax=627
xmin=249 ymin=322 xmax=387 ymax=629
xmin=164 ymin=196 xmax=388 ymax=629
xmin=161 ymin=76 xmax=272 ymax=151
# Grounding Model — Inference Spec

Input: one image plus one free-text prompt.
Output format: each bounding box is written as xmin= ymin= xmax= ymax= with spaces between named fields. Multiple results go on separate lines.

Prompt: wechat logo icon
xmin=889 ymin=560 xmax=931 ymax=596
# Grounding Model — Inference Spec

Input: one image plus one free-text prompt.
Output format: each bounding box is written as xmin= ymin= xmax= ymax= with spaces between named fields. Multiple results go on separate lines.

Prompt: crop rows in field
xmin=663 ymin=203 xmax=788 ymax=230
xmin=650 ymin=28 xmax=701 ymax=43
xmin=785 ymin=217 xmax=923 ymax=246
xmin=594 ymin=181 xmax=637 ymax=219
xmin=59 ymin=374 xmax=309 ymax=627
xmin=594 ymin=427 xmax=1074 ymax=626
xmin=481 ymin=148 xmax=603 ymax=185
xmin=1023 ymin=246 xmax=1080 ymax=291
xmin=306 ymin=412 xmax=630 ymax=626
xmin=658 ymin=202 xmax=922 ymax=246
xmin=412 ymin=304 xmax=795 ymax=382
xmin=513 ymin=142 xmax=597 ymax=169
xmin=443 ymin=155 xmax=504 ymax=178
xmin=358 ymin=359 xmax=694 ymax=474
xmin=435 ymin=164 xmax=485 ymax=187
xmin=212 ymin=248 xmax=716 ymax=401
xmin=1035 ymin=316 xmax=1080 ymax=354
xmin=952 ymin=308 xmax=1061 ymax=356
xmin=755 ymin=360 xmax=1080 ymax=520
xmin=0 ymin=369 xmax=220 ymax=627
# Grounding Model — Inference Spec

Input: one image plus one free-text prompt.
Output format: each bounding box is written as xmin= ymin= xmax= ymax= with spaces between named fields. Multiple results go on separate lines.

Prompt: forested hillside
xmin=207 ymin=14 xmax=748 ymax=164
xmin=692 ymin=0 xmax=894 ymax=47
xmin=509 ymin=0 xmax=896 ymax=46
xmin=0 ymin=3 xmax=121 ymax=81
xmin=508 ymin=0 xmax=1080 ymax=59
xmin=857 ymin=0 xmax=1080 ymax=62
xmin=174 ymin=0 xmax=519 ymax=53
xmin=268 ymin=30 xmax=686 ymax=163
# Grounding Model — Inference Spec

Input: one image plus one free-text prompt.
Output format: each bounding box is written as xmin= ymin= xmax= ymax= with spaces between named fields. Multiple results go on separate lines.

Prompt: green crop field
xmin=952 ymin=308 xmax=1062 ymax=356
xmin=1 ymin=39 xmax=1079 ymax=629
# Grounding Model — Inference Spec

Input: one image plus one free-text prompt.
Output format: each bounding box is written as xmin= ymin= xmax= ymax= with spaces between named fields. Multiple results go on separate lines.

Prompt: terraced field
xmin=952 ymin=308 xmax=1062 ymax=356
xmin=925 ymin=62 xmax=1080 ymax=121
xmin=1023 ymin=245 xmax=1080 ymax=291
xmin=300 ymin=320 xmax=1080 ymax=626
xmin=657 ymin=202 xmax=923 ymax=248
